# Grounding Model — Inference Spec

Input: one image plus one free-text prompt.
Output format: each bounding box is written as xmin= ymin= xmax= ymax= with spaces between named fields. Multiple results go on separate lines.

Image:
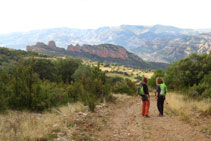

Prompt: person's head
xmin=156 ymin=77 xmax=163 ymax=85
xmin=142 ymin=77 xmax=148 ymax=84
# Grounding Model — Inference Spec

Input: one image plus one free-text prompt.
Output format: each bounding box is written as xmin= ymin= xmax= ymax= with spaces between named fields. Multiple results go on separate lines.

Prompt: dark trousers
xmin=157 ymin=96 xmax=165 ymax=115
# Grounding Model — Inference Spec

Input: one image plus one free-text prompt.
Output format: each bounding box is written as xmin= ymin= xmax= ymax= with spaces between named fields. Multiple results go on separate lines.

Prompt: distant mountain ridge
xmin=0 ymin=25 xmax=200 ymax=51
xmin=26 ymin=41 xmax=168 ymax=69
xmin=133 ymin=33 xmax=211 ymax=63
xmin=1 ymin=24 xmax=211 ymax=63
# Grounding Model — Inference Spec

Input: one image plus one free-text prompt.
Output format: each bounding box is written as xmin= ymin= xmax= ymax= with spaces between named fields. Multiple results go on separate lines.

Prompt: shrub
xmin=164 ymin=53 xmax=211 ymax=98
xmin=69 ymin=65 xmax=112 ymax=111
xmin=87 ymin=96 xmax=96 ymax=112
xmin=112 ymin=79 xmax=137 ymax=95
xmin=68 ymin=82 xmax=85 ymax=103
xmin=188 ymin=72 xmax=211 ymax=98
xmin=125 ymin=79 xmax=137 ymax=95
xmin=0 ymin=69 xmax=10 ymax=112
xmin=33 ymin=59 xmax=57 ymax=81
xmin=72 ymin=65 xmax=92 ymax=81
xmin=56 ymin=58 xmax=81 ymax=83
xmin=0 ymin=56 xmax=114 ymax=112
xmin=0 ymin=95 xmax=7 ymax=112
xmin=106 ymin=76 xmax=124 ymax=84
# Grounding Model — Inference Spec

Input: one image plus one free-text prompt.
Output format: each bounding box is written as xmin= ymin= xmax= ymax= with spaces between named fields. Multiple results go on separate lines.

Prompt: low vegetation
xmin=165 ymin=92 xmax=211 ymax=135
xmin=0 ymin=58 xmax=107 ymax=112
xmin=166 ymin=92 xmax=211 ymax=116
xmin=149 ymin=53 xmax=211 ymax=98
xmin=0 ymin=48 xmax=138 ymax=113
xmin=0 ymin=47 xmax=50 ymax=68
xmin=0 ymin=102 xmax=87 ymax=140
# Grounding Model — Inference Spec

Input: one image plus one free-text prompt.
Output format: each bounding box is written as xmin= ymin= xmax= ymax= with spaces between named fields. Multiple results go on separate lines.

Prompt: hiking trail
xmin=87 ymin=95 xmax=210 ymax=141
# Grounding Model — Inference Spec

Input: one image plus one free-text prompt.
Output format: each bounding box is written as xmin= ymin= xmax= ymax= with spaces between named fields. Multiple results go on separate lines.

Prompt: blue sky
xmin=0 ymin=0 xmax=211 ymax=33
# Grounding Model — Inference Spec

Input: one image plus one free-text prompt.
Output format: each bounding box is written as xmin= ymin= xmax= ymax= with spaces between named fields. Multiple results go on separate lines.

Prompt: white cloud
xmin=0 ymin=0 xmax=211 ymax=33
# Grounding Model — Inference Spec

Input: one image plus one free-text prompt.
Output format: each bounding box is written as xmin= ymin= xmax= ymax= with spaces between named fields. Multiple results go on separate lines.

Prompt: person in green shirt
xmin=156 ymin=77 xmax=167 ymax=116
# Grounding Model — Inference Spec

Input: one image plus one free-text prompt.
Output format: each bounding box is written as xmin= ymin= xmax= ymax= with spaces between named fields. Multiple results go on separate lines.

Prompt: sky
xmin=0 ymin=0 xmax=211 ymax=34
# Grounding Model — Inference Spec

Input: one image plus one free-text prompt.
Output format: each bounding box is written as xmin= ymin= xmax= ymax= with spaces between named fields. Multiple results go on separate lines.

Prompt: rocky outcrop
xmin=67 ymin=44 xmax=129 ymax=60
xmin=26 ymin=41 xmax=168 ymax=69
xmin=26 ymin=41 xmax=65 ymax=56
xmin=48 ymin=41 xmax=56 ymax=48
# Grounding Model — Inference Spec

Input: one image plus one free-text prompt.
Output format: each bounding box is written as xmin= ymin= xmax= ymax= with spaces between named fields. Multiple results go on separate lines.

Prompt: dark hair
xmin=156 ymin=77 xmax=163 ymax=84
xmin=142 ymin=77 xmax=148 ymax=84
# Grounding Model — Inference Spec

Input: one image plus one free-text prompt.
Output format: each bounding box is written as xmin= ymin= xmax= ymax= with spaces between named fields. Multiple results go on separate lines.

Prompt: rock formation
xmin=48 ymin=41 xmax=56 ymax=48
xmin=26 ymin=41 xmax=168 ymax=69
xmin=67 ymin=44 xmax=129 ymax=60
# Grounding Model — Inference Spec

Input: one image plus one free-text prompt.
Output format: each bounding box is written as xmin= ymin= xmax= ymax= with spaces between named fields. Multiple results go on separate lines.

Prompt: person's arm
xmin=156 ymin=85 xmax=160 ymax=100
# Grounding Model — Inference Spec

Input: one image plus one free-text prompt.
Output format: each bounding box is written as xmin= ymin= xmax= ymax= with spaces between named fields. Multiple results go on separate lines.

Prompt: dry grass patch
xmin=166 ymin=92 xmax=211 ymax=116
xmin=165 ymin=92 xmax=211 ymax=136
xmin=0 ymin=102 xmax=87 ymax=141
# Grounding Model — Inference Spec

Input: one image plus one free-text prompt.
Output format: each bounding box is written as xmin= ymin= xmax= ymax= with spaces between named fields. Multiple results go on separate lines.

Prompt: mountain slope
xmin=133 ymin=33 xmax=211 ymax=63
xmin=26 ymin=41 xmax=168 ymax=69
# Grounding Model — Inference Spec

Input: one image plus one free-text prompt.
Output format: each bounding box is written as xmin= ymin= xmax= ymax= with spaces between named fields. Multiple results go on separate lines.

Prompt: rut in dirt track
xmin=95 ymin=96 xmax=209 ymax=141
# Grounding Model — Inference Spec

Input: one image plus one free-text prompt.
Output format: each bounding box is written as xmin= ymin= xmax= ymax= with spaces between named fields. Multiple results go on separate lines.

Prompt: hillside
xmin=0 ymin=47 xmax=49 ymax=68
xmin=133 ymin=33 xmax=211 ymax=63
xmin=26 ymin=41 xmax=168 ymax=69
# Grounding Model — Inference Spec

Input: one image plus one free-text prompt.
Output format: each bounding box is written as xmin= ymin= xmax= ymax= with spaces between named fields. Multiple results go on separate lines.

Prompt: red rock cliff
xmin=48 ymin=41 xmax=56 ymax=48
xmin=67 ymin=44 xmax=129 ymax=60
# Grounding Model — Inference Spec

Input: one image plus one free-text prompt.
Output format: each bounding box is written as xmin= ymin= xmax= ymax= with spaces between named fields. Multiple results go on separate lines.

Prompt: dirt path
xmin=93 ymin=96 xmax=210 ymax=141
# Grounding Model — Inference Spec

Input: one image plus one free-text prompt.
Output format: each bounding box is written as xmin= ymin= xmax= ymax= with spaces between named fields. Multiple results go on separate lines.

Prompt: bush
xmin=125 ymin=79 xmax=137 ymax=95
xmin=0 ymin=69 xmax=10 ymax=112
xmin=72 ymin=65 xmax=92 ymax=81
xmin=188 ymin=72 xmax=211 ymax=98
xmin=164 ymin=53 xmax=211 ymax=98
xmin=87 ymin=96 xmax=96 ymax=112
xmin=0 ymin=95 xmax=7 ymax=112
xmin=68 ymin=64 xmax=112 ymax=111
xmin=0 ymin=57 xmax=78 ymax=112
xmin=33 ymin=59 xmax=57 ymax=81
xmin=68 ymin=82 xmax=85 ymax=103
xmin=112 ymin=79 xmax=137 ymax=95
xmin=56 ymin=58 xmax=81 ymax=83
xmin=0 ymin=56 xmax=115 ymax=112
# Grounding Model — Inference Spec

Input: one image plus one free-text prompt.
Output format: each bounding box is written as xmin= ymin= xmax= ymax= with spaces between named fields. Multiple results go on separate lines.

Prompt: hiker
xmin=138 ymin=77 xmax=150 ymax=117
xmin=156 ymin=77 xmax=167 ymax=116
